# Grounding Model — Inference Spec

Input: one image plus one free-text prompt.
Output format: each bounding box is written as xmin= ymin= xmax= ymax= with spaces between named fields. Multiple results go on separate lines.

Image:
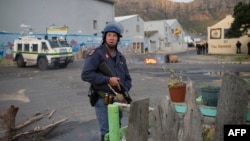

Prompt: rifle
xmin=98 ymin=61 xmax=132 ymax=104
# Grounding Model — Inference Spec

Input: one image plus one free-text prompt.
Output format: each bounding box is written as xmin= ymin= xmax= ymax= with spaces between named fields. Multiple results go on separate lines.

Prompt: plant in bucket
xmin=167 ymin=68 xmax=186 ymax=102
xmin=200 ymin=84 xmax=220 ymax=107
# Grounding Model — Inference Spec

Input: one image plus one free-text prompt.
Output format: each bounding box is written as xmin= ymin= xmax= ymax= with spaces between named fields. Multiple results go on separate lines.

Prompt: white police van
xmin=13 ymin=36 xmax=74 ymax=70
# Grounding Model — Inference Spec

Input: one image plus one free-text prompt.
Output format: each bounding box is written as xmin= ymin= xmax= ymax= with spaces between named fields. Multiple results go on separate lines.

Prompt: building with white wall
xmin=115 ymin=15 xmax=144 ymax=53
xmin=0 ymin=0 xmax=115 ymax=35
xmin=144 ymin=19 xmax=186 ymax=53
xmin=207 ymin=15 xmax=250 ymax=54
xmin=0 ymin=0 xmax=132 ymax=59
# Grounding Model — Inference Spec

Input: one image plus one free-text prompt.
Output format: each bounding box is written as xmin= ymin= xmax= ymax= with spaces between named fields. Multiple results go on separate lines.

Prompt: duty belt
xmin=96 ymin=90 xmax=107 ymax=98
xmin=96 ymin=90 xmax=114 ymax=105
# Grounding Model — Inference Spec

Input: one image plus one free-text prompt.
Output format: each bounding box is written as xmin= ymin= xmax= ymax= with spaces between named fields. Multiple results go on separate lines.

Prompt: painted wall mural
xmin=0 ymin=32 xmax=132 ymax=60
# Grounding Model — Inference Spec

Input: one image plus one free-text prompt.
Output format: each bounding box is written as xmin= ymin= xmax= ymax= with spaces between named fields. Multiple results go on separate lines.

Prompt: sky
xmin=170 ymin=0 xmax=194 ymax=3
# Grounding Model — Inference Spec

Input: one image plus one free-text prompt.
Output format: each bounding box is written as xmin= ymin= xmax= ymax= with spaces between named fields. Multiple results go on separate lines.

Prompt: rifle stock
xmin=98 ymin=61 xmax=114 ymax=77
xmin=98 ymin=61 xmax=132 ymax=104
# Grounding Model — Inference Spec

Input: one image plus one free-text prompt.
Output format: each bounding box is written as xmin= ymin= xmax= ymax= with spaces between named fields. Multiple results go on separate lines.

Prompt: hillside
xmin=114 ymin=0 xmax=249 ymax=35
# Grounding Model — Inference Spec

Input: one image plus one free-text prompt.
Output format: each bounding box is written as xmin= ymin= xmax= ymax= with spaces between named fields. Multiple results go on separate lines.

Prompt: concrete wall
xmin=115 ymin=15 xmax=145 ymax=53
xmin=145 ymin=20 xmax=186 ymax=52
xmin=116 ymin=15 xmax=144 ymax=42
xmin=145 ymin=21 xmax=164 ymax=52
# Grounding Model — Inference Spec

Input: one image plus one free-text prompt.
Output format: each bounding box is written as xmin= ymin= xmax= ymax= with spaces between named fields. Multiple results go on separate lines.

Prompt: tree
xmin=226 ymin=2 xmax=250 ymax=38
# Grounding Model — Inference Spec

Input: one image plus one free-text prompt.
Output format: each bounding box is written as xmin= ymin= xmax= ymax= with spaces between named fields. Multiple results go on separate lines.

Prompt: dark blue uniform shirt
xmin=81 ymin=44 xmax=132 ymax=94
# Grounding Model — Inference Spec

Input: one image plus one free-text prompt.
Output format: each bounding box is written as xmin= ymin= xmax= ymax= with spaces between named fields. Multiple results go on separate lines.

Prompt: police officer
xmin=81 ymin=22 xmax=132 ymax=141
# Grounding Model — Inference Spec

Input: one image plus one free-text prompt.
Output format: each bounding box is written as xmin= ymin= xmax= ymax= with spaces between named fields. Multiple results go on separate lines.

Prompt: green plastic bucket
xmin=201 ymin=86 xmax=220 ymax=107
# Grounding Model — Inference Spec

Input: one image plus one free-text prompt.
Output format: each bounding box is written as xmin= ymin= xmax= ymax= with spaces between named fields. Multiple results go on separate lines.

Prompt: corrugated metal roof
xmin=165 ymin=19 xmax=177 ymax=26
xmin=115 ymin=15 xmax=138 ymax=22
xmin=145 ymin=19 xmax=178 ymax=26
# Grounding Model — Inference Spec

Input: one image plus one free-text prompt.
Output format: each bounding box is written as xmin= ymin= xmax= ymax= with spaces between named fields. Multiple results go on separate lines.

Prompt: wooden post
xmin=126 ymin=98 xmax=149 ymax=141
xmin=150 ymin=97 xmax=179 ymax=141
xmin=0 ymin=105 xmax=19 ymax=140
xmin=213 ymin=73 xmax=248 ymax=141
xmin=108 ymin=104 xmax=120 ymax=141
xmin=181 ymin=79 xmax=203 ymax=141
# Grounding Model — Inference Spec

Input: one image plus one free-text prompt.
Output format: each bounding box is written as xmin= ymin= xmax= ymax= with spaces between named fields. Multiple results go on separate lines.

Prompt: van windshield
xmin=59 ymin=40 xmax=70 ymax=47
xmin=48 ymin=40 xmax=60 ymax=48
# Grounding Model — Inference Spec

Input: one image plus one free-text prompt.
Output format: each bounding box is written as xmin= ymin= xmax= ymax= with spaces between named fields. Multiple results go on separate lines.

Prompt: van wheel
xmin=17 ymin=56 xmax=26 ymax=67
xmin=38 ymin=58 xmax=48 ymax=70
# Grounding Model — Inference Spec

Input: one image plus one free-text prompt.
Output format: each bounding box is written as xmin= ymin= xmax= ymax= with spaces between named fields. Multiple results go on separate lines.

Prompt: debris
xmin=47 ymin=109 xmax=55 ymax=119
xmin=11 ymin=118 xmax=68 ymax=140
xmin=0 ymin=105 xmax=67 ymax=141
xmin=14 ymin=113 xmax=43 ymax=130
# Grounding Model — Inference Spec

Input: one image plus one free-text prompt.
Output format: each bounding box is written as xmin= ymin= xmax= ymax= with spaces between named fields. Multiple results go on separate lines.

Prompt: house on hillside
xmin=144 ymin=19 xmax=186 ymax=53
xmin=207 ymin=15 xmax=250 ymax=54
xmin=115 ymin=15 xmax=144 ymax=53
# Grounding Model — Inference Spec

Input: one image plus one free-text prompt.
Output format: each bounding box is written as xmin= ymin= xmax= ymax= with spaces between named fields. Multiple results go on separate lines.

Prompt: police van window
xmin=24 ymin=44 xmax=29 ymax=51
xmin=32 ymin=44 xmax=38 ymax=52
xmin=17 ymin=44 xmax=22 ymax=51
xmin=49 ymin=40 xmax=60 ymax=48
xmin=42 ymin=42 xmax=48 ymax=50
xmin=59 ymin=40 xmax=70 ymax=47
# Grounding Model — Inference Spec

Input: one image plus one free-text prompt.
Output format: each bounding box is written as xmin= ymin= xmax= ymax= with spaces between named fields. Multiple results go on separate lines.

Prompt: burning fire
xmin=144 ymin=58 xmax=157 ymax=64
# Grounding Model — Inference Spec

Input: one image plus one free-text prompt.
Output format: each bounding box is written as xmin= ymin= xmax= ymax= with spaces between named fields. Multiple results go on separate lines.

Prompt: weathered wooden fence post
xmin=0 ymin=105 xmax=19 ymax=141
xmin=126 ymin=98 xmax=149 ymax=141
xmin=213 ymin=73 xmax=248 ymax=141
xmin=149 ymin=96 xmax=179 ymax=141
xmin=181 ymin=79 xmax=203 ymax=141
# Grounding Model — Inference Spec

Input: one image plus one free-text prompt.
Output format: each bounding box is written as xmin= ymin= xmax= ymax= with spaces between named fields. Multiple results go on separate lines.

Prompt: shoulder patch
xmin=88 ymin=49 xmax=95 ymax=55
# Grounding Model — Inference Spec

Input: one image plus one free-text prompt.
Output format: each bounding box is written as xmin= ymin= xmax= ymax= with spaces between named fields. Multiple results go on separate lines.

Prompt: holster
xmin=88 ymin=85 xmax=99 ymax=107
xmin=97 ymin=90 xmax=114 ymax=105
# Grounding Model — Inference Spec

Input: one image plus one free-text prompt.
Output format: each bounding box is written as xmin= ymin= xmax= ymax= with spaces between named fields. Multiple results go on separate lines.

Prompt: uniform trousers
xmin=95 ymin=97 xmax=123 ymax=137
